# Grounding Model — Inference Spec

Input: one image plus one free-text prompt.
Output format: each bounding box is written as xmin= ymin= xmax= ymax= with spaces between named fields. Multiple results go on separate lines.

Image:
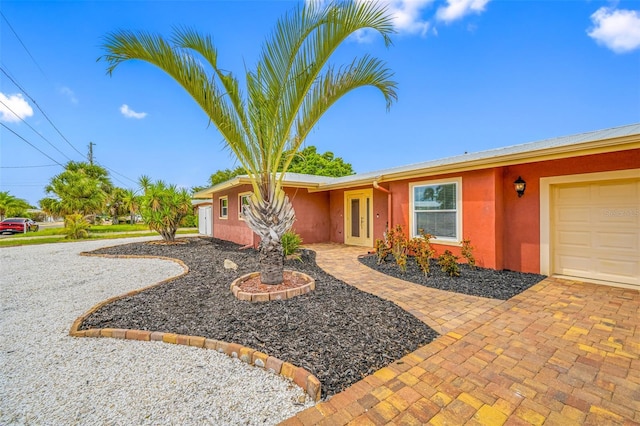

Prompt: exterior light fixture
xmin=514 ymin=176 xmax=526 ymax=198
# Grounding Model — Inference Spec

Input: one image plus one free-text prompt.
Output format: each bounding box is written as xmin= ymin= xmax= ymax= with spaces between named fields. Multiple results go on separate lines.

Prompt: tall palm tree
xmin=101 ymin=1 xmax=397 ymax=284
xmin=122 ymin=188 xmax=140 ymax=224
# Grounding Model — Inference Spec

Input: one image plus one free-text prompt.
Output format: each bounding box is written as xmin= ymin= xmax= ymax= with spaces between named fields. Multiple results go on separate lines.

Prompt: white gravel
xmin=0 ymin=237 xmax=314 ymax=425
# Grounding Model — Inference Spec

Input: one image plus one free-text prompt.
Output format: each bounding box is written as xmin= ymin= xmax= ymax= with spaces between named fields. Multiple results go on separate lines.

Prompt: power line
xmin=0 ymin=164 xmax=58 ymax=168
xmin=0 ymin=12 xmax=48 ymax=80
xmin=101 ymin=164 xmax=138 ymax=185
xmin=0 ymin=66 xmax=85 ymax=158
xmin=0 ymin=99 xmax=73 ymax=162
xmin=0 ymin=123 xmax=65 ymax=167
xmin=0 ymin=183 xmax=48 ymax=187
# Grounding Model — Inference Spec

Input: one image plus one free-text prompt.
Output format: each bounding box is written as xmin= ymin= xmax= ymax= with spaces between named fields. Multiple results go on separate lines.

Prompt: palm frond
xmin=100 ymin=30 xmax=248 ymax=162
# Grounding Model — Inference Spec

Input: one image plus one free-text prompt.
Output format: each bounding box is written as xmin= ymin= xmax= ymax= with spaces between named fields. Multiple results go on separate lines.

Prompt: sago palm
xmin=101 ymin=1 xmax=397 ymax=284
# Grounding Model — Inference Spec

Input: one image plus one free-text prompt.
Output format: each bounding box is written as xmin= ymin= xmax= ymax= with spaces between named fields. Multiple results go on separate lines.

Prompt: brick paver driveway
xmin=284 ymin=244 xmax=640 ymax=425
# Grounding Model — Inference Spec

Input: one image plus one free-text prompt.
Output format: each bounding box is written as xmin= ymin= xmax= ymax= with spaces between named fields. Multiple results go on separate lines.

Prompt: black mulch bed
xmin=359 ymin=254 xmax=547 ymax=300
xmin=79 ymin=237 xmax=438 ymax=399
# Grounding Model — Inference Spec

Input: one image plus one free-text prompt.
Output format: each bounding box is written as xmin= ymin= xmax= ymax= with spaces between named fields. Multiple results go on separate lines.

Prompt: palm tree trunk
xmin=259 ymin=237 xmax=284 ymax=284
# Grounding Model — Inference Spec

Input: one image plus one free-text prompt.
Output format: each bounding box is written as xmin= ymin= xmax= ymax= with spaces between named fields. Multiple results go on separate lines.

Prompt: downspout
xmin=373 ymin=180 xmax=392 ymax=231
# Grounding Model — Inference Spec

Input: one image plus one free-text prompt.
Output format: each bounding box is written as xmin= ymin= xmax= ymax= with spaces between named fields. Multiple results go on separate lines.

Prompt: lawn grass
xmin=0 ymin=228 xmax=197 ymax=247
xmin=7 ymin=223 xmax=151 ymax=238
xmin=89 ymin=224 xmax=150 ymax=233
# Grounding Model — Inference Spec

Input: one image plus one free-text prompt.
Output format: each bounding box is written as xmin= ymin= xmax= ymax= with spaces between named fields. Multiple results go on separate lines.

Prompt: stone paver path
xmin=283 ymin=243 xmax=640 ymax=425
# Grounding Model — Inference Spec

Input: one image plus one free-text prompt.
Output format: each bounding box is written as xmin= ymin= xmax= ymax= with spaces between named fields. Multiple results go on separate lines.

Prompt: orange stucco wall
xmin=210 ymin=147 xmax=639 ymax=275
xmin=211 ymin=185 xmax=331 ymax=247
xmin=212 ymin=185 xmax=255 ymax=246
xmin=501 ymin=148 xmax=640 ymax=273
xmin=385 ymin=170 xmax=504 ymax=269
xmin=286 ymin=187 xmax=331 ymax=244
xmin=339 ymin=148 xmax=639 ymax=273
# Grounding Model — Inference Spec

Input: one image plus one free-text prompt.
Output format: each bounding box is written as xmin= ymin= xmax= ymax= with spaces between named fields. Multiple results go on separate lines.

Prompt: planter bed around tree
xmin=78 ymin=237 xmax=437 ymax=399
xmin=359 ymin=254 xmax=547 ymax=300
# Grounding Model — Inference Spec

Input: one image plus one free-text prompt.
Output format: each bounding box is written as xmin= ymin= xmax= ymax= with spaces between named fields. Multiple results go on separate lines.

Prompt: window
xmin=410 ymin=178 xmax=461 ymax=242
xmin=238 ymin=193 xmax=251 ymax=219
xmin=219 ymin=196 xmax=228 ymax=219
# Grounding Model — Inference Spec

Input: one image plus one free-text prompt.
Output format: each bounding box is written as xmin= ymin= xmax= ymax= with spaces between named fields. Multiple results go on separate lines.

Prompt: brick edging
xmin=70 ymin=250 xmax=322 ymax=401
xmin=231 ymin=270 xmax=316 ymax=302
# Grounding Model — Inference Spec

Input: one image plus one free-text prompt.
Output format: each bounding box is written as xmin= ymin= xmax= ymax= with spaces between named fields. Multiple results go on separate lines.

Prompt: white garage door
xmin=552 ymin=179 xmax=639 ymax=287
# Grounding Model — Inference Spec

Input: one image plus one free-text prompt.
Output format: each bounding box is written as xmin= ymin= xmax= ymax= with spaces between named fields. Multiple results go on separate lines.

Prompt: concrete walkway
xmin=283 ymin=243 xmax=640 ymax=425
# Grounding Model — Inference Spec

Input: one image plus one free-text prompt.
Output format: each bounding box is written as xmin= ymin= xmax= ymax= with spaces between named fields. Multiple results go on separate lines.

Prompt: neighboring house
xmin=194 ymin=124 xmax=640 ymax=289
xmin=192 ymin=199 xmax=213 ymax=237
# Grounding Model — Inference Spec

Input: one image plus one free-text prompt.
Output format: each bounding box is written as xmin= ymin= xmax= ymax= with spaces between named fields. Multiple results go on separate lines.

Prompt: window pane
xmin=414 ymin=184 xmax=456 ymax=211
xmin=415 ymin=211 xmax=456 ymax=238
xmin=239 ymin=195 xmax=250 ymax=217
xmin=351 ymin=199 xmax=360 ymax=237
xmin=220 ymin=198 xmax=228 ymax=217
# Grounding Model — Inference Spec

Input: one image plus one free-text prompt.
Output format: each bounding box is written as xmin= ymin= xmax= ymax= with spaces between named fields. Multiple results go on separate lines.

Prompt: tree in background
xmin=106 ymin=187 xmax=129 ymax=224
xmin=39 ymin=161 xmax=113 ymax=218
xmin=101 ymin=2 xmax=396 ymax=283
xmin=0 ymin=191 xmax=32 ymax=220
xmin=122 ymin=189 xmax=141 ymax=225
xmin=139 ymin=178 xmax=192 ymax=242
xmin=197 ymin=146 xmax=354 ymax=192
xmin=286 ymin=146 xmax=354 ymax=177
xmin=209 ymin=167 xmax=246 ymax=187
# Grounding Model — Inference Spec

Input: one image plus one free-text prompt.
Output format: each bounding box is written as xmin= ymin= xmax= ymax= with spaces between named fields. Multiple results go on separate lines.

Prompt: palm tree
xmin=101 ymin=1 xmax=397 ymax=284
xmin=139 ymin=179 xmax=192 ymax=242
xmin=0 ymin=191 xmax=31 ymax=220
xmin=42 ymin=161 xmax=113 ymax=218
xmin=122 ymin=189 xmax=140 ymax=224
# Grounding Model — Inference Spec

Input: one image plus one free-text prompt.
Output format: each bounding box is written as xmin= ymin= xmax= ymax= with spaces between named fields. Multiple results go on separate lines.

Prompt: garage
xmin=551 ymin=178 xmax=639 ymax=287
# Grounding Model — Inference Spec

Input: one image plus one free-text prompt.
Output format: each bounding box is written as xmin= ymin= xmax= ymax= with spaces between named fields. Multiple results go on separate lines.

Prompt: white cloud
xmin=59 ymin=86 xmax=78 ymax=104
xmin=0 ymin=92 xmax=34 ymax=123
xmin=436 ymin=0 xmax=490 ymax=23
xmin=307 ymin=0 xmax=488 ymax=40
xmin=386 ymin=0 xmax=434 ymax=36
xmin=120 ymin=104 xmax=147 ymax=119
xmin=588 ymin=7 xmax=640 ymax=53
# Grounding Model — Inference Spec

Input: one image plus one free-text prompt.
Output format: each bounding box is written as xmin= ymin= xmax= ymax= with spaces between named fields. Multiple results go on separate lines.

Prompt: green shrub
xmin=438 ymin=250 xmax=460 ymax=277
xmin=139 ymin=180 xmax=191 ymax=242
xmin=180 ymin=213 xmax=197 ymax=228
xmin=376 ymin=226 xmax=438 ymax=274
xmin=462 ymin=238 xmax=476 ymax=269
xmin=374 ymin=238 xmax=391 ymax=264
xmin=64 ymin=214 xmax=90 ymax=239
xmin=281 ymin=230 xmax=302 ymax=256
xmin=408 ymin=231 xmax=435 ymax=276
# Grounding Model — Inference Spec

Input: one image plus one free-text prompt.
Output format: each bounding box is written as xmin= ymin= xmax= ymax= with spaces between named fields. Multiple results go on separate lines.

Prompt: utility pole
xmin=88 ymin=142 xmax=95 ymax=165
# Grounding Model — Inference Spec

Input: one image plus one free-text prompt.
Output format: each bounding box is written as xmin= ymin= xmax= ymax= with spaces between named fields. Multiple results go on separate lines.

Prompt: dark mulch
xmin=359 ymin=254 xmax=546 ymax=300
xmin=79 ymin=237 xmax=438 ymax=399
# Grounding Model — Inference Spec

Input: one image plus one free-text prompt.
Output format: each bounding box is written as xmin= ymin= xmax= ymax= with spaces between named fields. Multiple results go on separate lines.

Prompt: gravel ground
xmin=0 ymin=237 xmax=314 ymax=425
xmin=79 ymin=238 xmax=438 ymax=399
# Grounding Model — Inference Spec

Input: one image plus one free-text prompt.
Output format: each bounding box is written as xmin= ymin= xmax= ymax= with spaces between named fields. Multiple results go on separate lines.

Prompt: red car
xmin=0 ymin=218 xmax=39 ymax=234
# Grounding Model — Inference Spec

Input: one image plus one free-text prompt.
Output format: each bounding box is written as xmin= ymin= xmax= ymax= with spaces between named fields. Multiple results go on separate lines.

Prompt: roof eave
xmin=192 ymin=176 xmax=323 ymax=198
xmin=310 ymin=134 xmax=640 ymax=192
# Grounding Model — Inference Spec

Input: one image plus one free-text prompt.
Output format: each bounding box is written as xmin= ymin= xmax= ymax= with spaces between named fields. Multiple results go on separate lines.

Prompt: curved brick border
xmin=70 ymin=249 xmax=322 ymax=401
xmin=231 ymin=270 xmax=316 ymax=302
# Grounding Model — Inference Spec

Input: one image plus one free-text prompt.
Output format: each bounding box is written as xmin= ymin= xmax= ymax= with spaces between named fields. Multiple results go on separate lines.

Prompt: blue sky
xmin=1 ymin=0 xmax=639 ymax=206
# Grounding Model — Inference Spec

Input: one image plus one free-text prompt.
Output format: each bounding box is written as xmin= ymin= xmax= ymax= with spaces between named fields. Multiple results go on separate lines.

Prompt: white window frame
xmin=219 ymin=196 xmax=228 ymax=219
xmin=238 ymin=192 xmax=251 ymax=220
xmin=409 ymin=177 xmax=462 ymax=245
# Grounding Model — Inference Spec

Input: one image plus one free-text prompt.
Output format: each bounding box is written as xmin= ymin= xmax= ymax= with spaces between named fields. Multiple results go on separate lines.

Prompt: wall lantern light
xmin=514 ymin=176 xmax=526 ymax=198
